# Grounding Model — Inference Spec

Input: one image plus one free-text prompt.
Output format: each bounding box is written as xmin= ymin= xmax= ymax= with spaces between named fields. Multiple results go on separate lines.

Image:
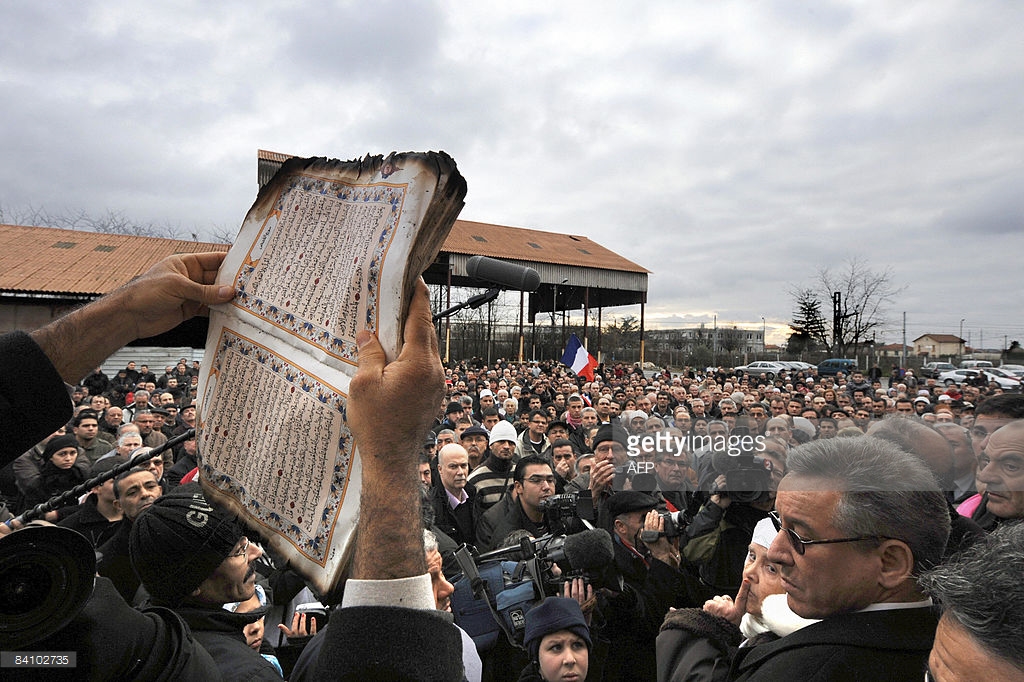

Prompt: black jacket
xmin=730 ymin=606 xmax=939 ymax=681
xmin=475 ymin=492 xmax=549 ymax=552
xmin=430 ymin=481 xmax=481 ymax=548
xmin=8 ymin=577 xmax=220 ymax=681
xmin=174 ymin=604 xmax=281 ymax=681
xmin=57 ymin=493 xmax=122 ymax=547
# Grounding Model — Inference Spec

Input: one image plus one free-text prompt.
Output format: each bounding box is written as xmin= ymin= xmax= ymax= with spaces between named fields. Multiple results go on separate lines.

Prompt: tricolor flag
xmin=560 ymin=333 xmax=598 ymax=382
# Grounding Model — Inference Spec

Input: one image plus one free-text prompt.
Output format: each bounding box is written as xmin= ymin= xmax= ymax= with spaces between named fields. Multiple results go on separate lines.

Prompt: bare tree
xmin=791 ymin=257 xmax=904 ymax=357
xmin=1 ymin=203 xmax=198 ymax=240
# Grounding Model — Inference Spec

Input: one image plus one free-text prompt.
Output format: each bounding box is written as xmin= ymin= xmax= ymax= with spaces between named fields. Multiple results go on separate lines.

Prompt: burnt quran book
xmin=197 ymin=152 xmax=465 ymax=599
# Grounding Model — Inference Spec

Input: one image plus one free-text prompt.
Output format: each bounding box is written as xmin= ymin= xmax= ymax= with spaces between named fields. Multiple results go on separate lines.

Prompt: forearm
xmin=352 ymin=450 xmax=427 ymax=580
xmin=30 ymin=294 xmax=137 ymax=386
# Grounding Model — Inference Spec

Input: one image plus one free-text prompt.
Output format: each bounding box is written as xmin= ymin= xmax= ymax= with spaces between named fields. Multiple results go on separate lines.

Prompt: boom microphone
xmin=542 ymin=529 xmax=614 ymax=571
xmin=465 ymin=256 xmax=541 ymax=292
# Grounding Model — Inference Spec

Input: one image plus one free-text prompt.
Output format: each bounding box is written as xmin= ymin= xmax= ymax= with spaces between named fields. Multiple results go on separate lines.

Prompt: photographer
xmin=598 ymin=491 xmax=681 ymax=682
xmin=680 ymin=436 xmax=785 ymax=604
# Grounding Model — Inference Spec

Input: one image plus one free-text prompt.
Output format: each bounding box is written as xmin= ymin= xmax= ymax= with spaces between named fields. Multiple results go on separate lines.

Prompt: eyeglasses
xmin=230 ymin=537 xmax=251 ymax=558
xmin=769 ymin=511 xmax=894 ymax=555
xmin=524 ymin=475 xmax=556 ymax=485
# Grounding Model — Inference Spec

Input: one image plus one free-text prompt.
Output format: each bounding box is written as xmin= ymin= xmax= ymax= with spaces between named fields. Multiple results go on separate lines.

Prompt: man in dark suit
xmin=730 ymin=436 xmax=950 ymax=681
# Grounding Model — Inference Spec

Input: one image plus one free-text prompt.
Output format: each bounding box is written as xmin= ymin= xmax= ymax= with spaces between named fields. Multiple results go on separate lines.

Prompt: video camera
xmin=639 ymin=509 xmax=689 ymax=543
xmin=450 ymin=528 xmax=614 ymax=651
xmin=538 ymin=493 xmax=592 ymax=535
xmin=708 ymin=427 xmax=773 ymax=504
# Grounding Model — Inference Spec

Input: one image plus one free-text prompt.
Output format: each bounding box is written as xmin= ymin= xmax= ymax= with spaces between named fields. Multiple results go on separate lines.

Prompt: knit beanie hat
xmin=43 ymin=435 xmax=79 ymax=461
xmin=489 ymin=420 xmax=518 ymax=445
xmin=523 ymin=597 xmax=591 ymax=662
xmin=129 ymin=483 xmax=245 ymax=606
xmin=592 ymin=423 xmax=629 ymax=451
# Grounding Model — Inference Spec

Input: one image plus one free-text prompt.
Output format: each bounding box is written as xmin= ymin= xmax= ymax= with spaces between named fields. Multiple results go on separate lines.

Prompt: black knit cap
xmin=591 ymin=423 xmax=629 ymax=450
xmin=42 ymin=435 xmax=79 ymax=460
xmin=523 ymin=597 xmax=592 ymax=662
xmin=129 ymin=483 xmax=245 ymax=606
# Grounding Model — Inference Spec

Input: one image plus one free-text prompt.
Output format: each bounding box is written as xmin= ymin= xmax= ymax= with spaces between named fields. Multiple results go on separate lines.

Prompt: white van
xmin=960 ymin=360 xmax=994 ymax=369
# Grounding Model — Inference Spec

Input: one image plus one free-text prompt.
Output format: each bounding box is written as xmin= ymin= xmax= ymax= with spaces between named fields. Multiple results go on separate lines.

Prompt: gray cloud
xmin=2 ymin=0 xmax=1023 ymax=347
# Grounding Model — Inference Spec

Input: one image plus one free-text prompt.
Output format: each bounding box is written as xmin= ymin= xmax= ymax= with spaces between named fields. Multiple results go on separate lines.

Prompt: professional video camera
xmin=708 ymin=427 xmax=773 ymax=504
xmin=538 ymin=493 xmax=592 ymax=535
xmin=450 ymin=528 xmax=614 ymax=652
xmin=0 ymin=432 xmax=188 ymax=649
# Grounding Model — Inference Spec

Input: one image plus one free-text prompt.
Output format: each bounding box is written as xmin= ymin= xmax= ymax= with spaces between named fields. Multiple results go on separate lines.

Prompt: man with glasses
xmin=653 ymin=447 xmax=693 ymax=514
xmin=130 ymin=483 xmax=281 ymax=680
xmin=731 ymin=437 xmax=950 ymax=680
xmin=475 ymin=454 xmax=555 ymax=552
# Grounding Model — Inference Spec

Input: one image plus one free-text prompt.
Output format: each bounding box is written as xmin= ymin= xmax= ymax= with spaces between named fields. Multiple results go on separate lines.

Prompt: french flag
xmin=560 ymin=333 xmax=598 ymax=382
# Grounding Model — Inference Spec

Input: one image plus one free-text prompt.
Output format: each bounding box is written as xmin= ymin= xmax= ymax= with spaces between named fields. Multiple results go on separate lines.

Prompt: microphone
xmin=465 ymin=255 xmax=541 ymax=292
xmin=541 ymin=529 xmax=614 ymax=571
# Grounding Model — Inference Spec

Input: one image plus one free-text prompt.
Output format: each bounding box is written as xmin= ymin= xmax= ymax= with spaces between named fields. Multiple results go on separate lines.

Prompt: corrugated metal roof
xmin=0 ymin=224 xmax=228 ymax=296
xmin=444 ymin=219 xmax=649 ymax=274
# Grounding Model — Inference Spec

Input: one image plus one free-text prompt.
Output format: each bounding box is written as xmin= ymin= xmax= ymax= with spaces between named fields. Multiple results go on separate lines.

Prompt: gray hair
xmin=920 ymin=523 xmax=1024 ymax=671
xmin=784 ymin=436 xmax=950 ymax=573
xmin=867 ymin=415 xmax=954 ymax=490
xmin=423 ymin=528 xmax=439 ymax=554
xmin=117 ymin=433 xmax=142 ymax=447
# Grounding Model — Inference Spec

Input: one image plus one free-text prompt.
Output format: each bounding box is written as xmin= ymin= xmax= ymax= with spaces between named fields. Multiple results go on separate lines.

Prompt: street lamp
xmin=552 ymin=278 xmax=568 ymax=354
xmin=761 ymin=317 xmax=766 ymax=358
xmin=960 ymin=318 xmax=965 ymax=359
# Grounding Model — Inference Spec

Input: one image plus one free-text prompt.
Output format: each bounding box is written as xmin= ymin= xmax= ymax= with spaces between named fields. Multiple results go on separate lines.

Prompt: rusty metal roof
xmin=0 ymin=224 xmax=229 ymax=296
xmin=443 ymin=219 xmax=648 ymax=274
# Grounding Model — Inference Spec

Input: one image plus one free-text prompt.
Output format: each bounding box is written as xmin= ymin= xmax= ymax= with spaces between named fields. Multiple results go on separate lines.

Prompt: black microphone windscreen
xmin=562 ymin=529 xmax=614 ymax=571
xmin=465 ymin=255 xmax=541 ymax=292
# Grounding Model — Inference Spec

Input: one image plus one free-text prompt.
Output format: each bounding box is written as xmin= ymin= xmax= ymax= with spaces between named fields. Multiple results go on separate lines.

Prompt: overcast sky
xmin=2 ymin=1 xmax=1022 ymax=348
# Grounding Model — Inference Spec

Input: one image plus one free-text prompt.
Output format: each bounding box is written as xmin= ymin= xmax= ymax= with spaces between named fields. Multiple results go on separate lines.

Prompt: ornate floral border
xmin=201 ymin=330 xmax=351 ymax=565
xmin=234 ymin=175 xmax=404 ymax=362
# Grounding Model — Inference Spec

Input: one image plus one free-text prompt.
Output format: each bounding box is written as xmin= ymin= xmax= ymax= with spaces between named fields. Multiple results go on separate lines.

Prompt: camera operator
xmin=598 ymin=491 xmax=682 ymax=682
xmin=680 ymin=435 xmax=786 ymax=604
xmin=476 ymin=454 xmax=555 ymax=552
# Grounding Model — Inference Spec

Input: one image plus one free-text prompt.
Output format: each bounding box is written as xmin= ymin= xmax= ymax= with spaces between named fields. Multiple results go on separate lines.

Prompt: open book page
xmin=196 ymin=152 xmax=465 ymax=599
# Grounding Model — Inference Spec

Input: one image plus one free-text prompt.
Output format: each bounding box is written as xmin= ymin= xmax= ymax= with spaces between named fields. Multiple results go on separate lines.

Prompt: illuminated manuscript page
xmin=198 ymin=153 xmax=465 ymax=598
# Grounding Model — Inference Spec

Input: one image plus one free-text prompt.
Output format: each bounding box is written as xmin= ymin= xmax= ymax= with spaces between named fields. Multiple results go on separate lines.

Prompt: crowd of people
xmin=1 ymin=251 xmax=1022 ymax=681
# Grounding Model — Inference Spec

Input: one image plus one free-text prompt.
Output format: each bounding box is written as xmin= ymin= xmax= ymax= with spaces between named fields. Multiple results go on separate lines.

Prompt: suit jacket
xmin=730 ymin=605 xmax=939 ymax=681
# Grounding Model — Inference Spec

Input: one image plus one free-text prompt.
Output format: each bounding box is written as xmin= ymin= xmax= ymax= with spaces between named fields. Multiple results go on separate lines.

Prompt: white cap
xmin=752 ymin=517 xmax=777 ymax=549
xmin=488 ymin=420 xmax=518 ymax=445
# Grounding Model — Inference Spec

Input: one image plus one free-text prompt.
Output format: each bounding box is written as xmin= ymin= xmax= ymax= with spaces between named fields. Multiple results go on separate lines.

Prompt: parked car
xmin=984 ymin=367 xmax=1022 ymax=383
xmin=999 ymin=364 xmax=1024 ymax=377
xmin=921 ymin=362 xmax=956 ymax=379
xmin=938 ymin=369 xmax=1020 ymax=390
xmin=782 ymin=361 xmax=817 ymax=372
xmin=734 ymin=361 xmax=790 ymax=379
xmin=817 ymin=358 xmax=858 ymax=377
xmin=959 ymin=360 xmax=994 ymax=369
